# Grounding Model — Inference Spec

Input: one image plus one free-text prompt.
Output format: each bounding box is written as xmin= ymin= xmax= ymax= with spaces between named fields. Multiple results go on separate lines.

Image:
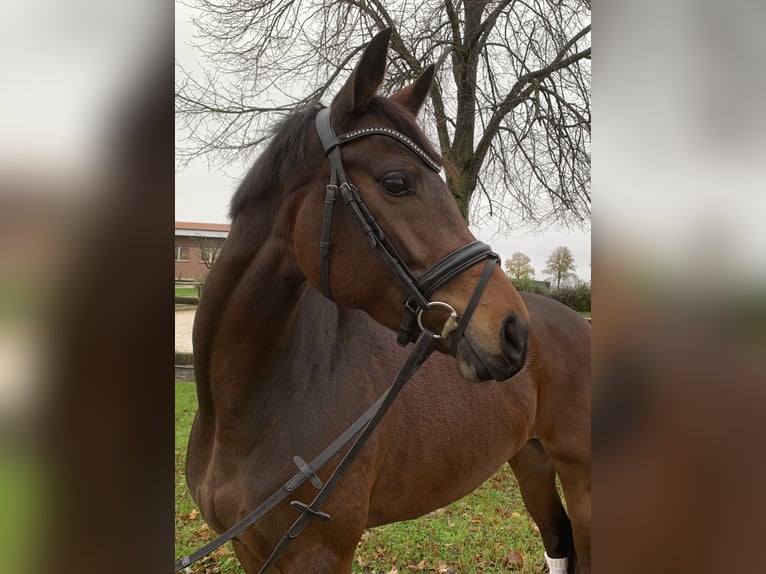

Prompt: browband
xmin=316 ymin=107 xmax=442 ymax=173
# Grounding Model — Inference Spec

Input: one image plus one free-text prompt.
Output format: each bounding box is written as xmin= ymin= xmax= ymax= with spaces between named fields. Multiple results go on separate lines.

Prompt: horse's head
xmin=290 ymin=29 xmax=529 ymax=382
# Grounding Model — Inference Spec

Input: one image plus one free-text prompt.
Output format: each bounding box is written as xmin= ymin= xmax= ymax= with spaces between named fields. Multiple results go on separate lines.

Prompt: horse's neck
xmin=193 ymin=207 xmax=321 ymax=425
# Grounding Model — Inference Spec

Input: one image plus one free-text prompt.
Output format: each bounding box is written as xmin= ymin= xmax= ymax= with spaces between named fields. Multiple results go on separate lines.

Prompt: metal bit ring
xmin=417 ymin=301 xmax=459 ymax=340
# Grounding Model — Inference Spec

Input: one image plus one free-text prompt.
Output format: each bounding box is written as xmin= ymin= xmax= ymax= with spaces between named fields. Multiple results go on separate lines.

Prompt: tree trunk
xmin=448 ymin=175 xmax=470 ymax=221
xmin=443 ymin=0 xmax=486 ymax=223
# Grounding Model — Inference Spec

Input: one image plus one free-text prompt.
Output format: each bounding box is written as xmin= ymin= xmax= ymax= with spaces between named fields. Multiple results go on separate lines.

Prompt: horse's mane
xmin=229 ymin=101 xmax=323 ymax=219
xmin=229 ymin=98 xmax=443 ymax=219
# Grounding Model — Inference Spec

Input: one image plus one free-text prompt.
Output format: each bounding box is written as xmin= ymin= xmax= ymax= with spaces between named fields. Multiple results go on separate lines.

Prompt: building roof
xmin=175 ymin=221 xmax=230 ymax=239
xmin=175 ymin=221 xmax=230 ymax=232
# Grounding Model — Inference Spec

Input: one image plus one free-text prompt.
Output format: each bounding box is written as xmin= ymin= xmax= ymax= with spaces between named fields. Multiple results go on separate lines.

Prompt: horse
xmin=186 ymin=28 xmax=590 ymax=574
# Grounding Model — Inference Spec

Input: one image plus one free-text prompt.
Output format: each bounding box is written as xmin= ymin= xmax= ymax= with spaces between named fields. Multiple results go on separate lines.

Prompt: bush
xmin=511 ymin=277 xmax=551 ymax=296
xmin=549 ymin=282 xmax=591 ymax=313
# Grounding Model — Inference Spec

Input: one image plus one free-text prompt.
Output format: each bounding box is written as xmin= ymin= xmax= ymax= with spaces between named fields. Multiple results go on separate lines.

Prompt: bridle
xmin=174 ymin=105 xmax=503 ymax=573
xmin=315 ymin=106 xmax=500 ymax=352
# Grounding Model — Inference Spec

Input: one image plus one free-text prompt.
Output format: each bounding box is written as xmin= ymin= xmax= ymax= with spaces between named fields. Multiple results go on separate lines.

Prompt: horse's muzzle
xmin=499 ymin=312 xmax=529 ymax=377
xmin=456 ymin=314 xmax=528 ymax=382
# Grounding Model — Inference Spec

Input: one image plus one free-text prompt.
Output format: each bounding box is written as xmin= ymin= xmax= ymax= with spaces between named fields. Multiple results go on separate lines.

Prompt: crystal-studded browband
xmin=321 ymin=124 xmax=442 ymax=174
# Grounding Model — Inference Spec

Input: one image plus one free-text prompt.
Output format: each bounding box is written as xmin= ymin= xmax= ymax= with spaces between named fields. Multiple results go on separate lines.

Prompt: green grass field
xmin=0 ymin=449 xmax=45 ymax=574
xmin=175 ymin=381 xmax=546 ymax=573
xmin=175 ymin=286 xmax=199 ymax=298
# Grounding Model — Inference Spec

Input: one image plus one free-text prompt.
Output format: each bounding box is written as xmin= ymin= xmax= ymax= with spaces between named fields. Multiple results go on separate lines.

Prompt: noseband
xmin=315 ymin=107 xmax=499 ymax=352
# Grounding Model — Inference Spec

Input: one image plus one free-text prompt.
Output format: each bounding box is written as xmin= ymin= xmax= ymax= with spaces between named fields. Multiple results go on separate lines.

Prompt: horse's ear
xmin=332 ymin=28 xmax=392 ymax=115
xmin=390 ymin=64 xmax=435 ymax=116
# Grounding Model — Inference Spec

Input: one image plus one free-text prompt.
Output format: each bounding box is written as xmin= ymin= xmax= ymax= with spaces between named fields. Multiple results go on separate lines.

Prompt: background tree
xmin=504 ymin=252 xmax=535 ymax=279
xmin=194 ymin=236 xmax=224 ymax=270
xmin=176 ymin=0 xmax=590 ymax=229
xmin=544 ymin=245 xmax=577 ymax=289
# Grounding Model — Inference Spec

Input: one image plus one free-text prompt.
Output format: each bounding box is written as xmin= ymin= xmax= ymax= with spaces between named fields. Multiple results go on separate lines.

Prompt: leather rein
xmin=174 ymin=106 xmax=499 ymax=573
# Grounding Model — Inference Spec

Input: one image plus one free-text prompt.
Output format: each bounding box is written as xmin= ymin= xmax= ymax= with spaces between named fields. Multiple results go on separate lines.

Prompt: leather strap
xmin=449 ymin=256 xmax=498 ymax=355
xmin=396 ymin=242 xmax=499 ymax=346
xmin=316 ymin=110 xmax=440 ymax=174
xmin=257 ymin=329 xmax=435 ymax=574
xmin=319 ymin=183 xmax=338 ymax=300
xmin=174 ymin=386 xmax=392 ymax=572
xmin=335 ymin=128 xmax=441 ymax=173
xmin=317 ymin=107 xmax=432 ymax=310
xmin=416 ymin=241 xmax=497 ymax=298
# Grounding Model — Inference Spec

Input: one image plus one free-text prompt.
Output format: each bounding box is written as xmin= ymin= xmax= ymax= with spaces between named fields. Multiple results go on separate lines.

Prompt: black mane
xmin=229 ymin=101 xmax=324 ymax=218
xmin=229 ymin=98 xmax=442 ymax=219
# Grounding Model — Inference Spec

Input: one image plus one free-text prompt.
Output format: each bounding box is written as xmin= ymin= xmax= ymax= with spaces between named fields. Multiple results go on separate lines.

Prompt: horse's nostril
xmin=500 ymin=313 xmax=529 ymax=368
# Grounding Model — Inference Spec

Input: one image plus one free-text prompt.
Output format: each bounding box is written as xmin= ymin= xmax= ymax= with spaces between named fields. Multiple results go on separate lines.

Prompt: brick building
xmin=175 ymin=221 xmax=230 ymax=280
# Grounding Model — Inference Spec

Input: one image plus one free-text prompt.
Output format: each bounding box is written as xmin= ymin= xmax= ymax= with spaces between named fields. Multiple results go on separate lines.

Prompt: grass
xmin=175 ymin=286 xmax=199 ymax=297
xmin=0 ymin=448 xmax=46 ymax=574
xmin=175 ymin=381 xmax=546 ymax=573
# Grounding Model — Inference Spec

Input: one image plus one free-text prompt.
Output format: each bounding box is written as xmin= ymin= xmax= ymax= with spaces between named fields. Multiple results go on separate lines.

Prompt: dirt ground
xmin=175 ymin=308 xmax=195 ymax=354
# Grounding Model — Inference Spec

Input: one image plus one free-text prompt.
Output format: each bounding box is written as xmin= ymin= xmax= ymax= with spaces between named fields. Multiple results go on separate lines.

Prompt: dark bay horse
xmin=186 ymin=29 xmax=590 ymax=574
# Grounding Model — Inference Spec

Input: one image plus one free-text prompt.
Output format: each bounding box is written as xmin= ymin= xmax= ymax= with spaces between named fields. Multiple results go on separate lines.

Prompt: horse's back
xmin=520 ymin=292 xmax=590 ymax=458
xmin=522 ymin=291 xmax=590 ymax=365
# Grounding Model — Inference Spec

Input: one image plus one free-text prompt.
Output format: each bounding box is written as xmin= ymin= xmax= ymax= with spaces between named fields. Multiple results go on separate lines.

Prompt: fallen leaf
xmin=504 ymin=549 xmax=525 ymax=570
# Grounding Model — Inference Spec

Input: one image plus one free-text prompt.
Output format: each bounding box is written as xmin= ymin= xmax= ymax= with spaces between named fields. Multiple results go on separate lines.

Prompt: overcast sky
xmin=175 ymin=5 xmax=591 ymax=282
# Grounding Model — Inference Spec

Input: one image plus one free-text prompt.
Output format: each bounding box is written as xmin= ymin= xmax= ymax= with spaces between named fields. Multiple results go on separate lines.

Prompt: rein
xmin=174 ymin=330 xmax=435 ymax=573
xmin=174 ymin=106 xmax=499 ymax=572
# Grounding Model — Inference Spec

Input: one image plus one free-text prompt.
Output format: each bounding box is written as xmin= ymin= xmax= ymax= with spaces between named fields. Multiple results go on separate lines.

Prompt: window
xmin=175 ymin=246 xmax=190 ymax=261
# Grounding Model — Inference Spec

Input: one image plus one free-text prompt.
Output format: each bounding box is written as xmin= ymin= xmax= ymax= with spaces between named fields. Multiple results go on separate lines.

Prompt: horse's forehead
xmin=336 ymin=100 xmax=420 ymax=136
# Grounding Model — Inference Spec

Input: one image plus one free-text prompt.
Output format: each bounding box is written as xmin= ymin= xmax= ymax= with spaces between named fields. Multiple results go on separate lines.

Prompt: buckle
xmin=289 ymin=456 xmax=323 ymax=490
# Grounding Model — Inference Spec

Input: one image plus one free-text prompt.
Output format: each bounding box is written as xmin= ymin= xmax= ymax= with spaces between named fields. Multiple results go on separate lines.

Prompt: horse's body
xmin=186 ymin=30 xmax=590 ymax=573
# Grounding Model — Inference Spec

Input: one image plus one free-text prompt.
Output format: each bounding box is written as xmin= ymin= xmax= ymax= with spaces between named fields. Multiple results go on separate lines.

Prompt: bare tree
xmin=176 ymin=0 xmax=590 ymax=229
xmin=192 ymin=236 xmax=224 ymax=270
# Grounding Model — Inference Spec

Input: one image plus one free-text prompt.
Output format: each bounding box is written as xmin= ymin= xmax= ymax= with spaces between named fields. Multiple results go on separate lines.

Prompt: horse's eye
xmin=381 ymin=174 xmax=412 ymax=197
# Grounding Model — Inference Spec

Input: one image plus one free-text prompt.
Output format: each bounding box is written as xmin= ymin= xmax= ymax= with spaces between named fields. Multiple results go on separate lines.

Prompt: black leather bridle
xmin=315 ymin=106 xmax=500 ymax=352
